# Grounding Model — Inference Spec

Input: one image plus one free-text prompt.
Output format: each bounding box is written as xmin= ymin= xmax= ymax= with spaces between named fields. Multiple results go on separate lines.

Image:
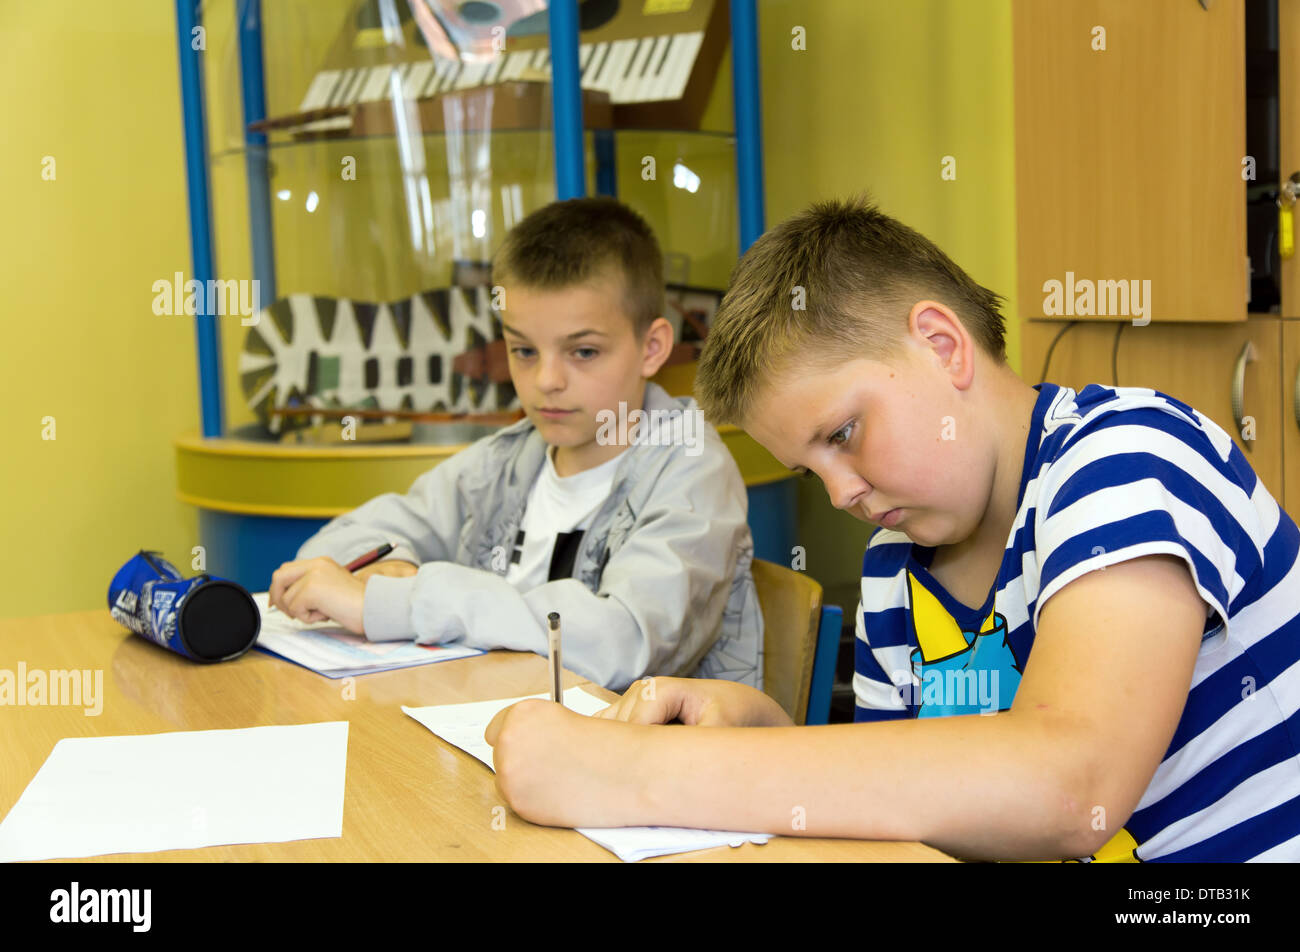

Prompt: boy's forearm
xmin=366 ymin=563 xmax=654 ymax=688
xmin=626 ymin=713 xmax=1096 ymax=860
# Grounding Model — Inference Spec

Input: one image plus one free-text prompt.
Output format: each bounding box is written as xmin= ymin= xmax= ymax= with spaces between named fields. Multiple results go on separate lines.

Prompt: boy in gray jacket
xmin=268 ymin=198 xmax=763 ymax=692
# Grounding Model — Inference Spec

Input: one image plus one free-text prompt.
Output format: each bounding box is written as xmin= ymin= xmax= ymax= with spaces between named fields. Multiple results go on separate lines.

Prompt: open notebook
xmin=252 ymin=591 xmax=483 ymax=678
xmin=402 ymin=686 xmax=771 ymax=862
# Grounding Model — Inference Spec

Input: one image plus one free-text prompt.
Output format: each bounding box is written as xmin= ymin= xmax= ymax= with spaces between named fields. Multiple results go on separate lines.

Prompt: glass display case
xmin=173 ymin=0 xmax=791 ymax=587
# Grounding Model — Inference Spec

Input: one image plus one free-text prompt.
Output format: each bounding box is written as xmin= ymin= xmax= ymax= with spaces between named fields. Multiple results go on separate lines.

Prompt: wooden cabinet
xmin=1026 ymin=318 xmax=1287 ymax=517
xmin=1013 ymin=0 xmax=1247 ymax=323
xmin=1284 ymin=321 xmax=1300 ymax=512
xmin=1023 ymin=320 xmax=1123 ymax=389
xmin=1118 ymin=318 xmax=1285 ymax=503
xmin=1015 ymin=0 xmax=1298 ymax=522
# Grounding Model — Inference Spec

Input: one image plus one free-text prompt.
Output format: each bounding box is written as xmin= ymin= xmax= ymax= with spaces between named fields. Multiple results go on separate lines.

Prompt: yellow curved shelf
xmin=175 ymin=426 xmax=790 ymax=518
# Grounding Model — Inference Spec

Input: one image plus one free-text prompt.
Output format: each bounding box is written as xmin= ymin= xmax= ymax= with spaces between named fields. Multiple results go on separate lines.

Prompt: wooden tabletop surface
xmin=0 ymin=610 xmax=953 ymax=862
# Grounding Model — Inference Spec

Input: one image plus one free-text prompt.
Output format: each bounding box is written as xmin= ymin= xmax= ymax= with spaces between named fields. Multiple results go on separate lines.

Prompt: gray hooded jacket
xmin=296 ymin=382 xmax=763 ymax=692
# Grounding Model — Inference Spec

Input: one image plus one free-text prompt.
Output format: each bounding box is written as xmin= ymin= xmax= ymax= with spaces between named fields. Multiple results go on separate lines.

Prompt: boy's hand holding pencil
xmin=485 ymin=697 xmax=642 ymax=830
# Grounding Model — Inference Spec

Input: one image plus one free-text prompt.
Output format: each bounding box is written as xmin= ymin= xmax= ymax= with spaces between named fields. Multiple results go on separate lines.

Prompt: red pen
xmin=344 ymin=542 xmax=395 ymax=572
xmin=268 ymin=542 xmax=396 ymax=613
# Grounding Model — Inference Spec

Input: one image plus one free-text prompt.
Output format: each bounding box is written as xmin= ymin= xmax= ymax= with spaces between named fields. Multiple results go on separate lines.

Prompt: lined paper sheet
xmin=0 ymin=722 xmax=348 ymax=863
xmin=402 ymin=688 xmax=771 ymax=861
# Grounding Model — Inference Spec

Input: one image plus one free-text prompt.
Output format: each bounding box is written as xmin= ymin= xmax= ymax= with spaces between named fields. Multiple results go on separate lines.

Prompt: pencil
xmin=547 ymin=612 xmax=563 ymax=707
xmin=268 ymin=542 xmax=395 ymax=614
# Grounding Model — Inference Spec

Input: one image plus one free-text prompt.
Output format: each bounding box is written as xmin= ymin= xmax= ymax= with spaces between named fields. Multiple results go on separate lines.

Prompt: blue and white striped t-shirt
xmin=854 ymin=382 xmax=1300 ymax=862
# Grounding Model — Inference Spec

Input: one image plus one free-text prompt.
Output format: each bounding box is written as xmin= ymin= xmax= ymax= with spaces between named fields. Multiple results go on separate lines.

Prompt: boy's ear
xmin=639 ymin=316 xmax=675 ymax=378
xmin=911 ymin=301 xmax=975 ymax=389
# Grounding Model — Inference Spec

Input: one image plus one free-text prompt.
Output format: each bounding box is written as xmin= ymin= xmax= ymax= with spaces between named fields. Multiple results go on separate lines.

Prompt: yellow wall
xmin=757 ymin=0 xmax=1018 ymax=608
xmin=1 ymin=2 xmax=200 ymax=618
xmin=0 ymin=0 xmax=1016 ymax=619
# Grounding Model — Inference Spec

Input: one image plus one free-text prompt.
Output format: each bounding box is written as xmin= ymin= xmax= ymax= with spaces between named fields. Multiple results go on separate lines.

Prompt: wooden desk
xmin=0 ymin=611 xmax=953 ymax=862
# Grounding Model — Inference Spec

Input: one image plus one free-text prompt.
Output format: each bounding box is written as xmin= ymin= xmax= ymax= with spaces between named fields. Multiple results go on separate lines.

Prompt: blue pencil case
xmin=108 ymin=550 xmax=260 ymax=662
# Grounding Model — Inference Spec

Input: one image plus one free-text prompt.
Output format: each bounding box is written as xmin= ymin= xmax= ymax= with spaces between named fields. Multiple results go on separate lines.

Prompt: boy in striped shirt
xmin=484 ymin=196 xmax=1300 ymax=862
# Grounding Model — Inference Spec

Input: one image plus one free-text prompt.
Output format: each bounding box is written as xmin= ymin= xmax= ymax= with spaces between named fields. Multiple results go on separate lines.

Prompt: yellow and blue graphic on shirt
xmin=905 ymin=571 xmax=1021 ymax=717
xmin=906 ymin=571 xmax=1142 ymax=862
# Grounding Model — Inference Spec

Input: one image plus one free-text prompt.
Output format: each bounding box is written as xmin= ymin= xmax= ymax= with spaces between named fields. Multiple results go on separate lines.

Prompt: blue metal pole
xmin=548 ymin=0 xmax=585 ymax=199
xmin=175 ymin=0 xmax=224 ymax=437
xmin=237 ymin=0 xmax=277 ymax=307
xmin=730 ymin=0 xmax=765 ymax=251
xmin=731 ymin=1 xmax=795 ymax=594
xmin=594 ymin=129 xmax=617 ymax=197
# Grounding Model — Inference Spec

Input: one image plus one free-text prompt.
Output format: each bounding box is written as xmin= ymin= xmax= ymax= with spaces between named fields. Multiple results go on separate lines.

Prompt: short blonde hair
xmin=696 ymin=195 xmax=1006 ymax=424
xmin=491 ymin=197 xmax=663 ymax=336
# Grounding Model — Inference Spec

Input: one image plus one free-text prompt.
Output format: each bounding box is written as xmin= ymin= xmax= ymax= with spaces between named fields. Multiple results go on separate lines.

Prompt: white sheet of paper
xmin=576 ymin=825 xmax=772 ymax=863
xmin=402 ymin=688 xmax=771 ymax=861
xmin=0 ymin=722 xmax=348 ymax=863
xmin=403 ymin=686 xmax=608 ymax=770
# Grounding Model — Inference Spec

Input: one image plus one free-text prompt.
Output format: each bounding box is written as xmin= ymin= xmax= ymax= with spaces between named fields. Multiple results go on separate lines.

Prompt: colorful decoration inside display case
xmin=239 ymin=260 xmax=519 ymax=437
xmin=238 ymin=265 xmax=723 ymax=439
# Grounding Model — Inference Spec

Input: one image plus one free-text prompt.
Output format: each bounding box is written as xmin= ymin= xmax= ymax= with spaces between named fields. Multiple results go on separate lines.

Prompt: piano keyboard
xmin=297 ymin=32 xmax=705 ymax=113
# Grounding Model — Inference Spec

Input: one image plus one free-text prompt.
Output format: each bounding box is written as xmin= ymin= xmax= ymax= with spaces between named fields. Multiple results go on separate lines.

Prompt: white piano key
xmin=581 ymin=43 xmax=610 ymax=88
xmin=483 ymin=53 xmax=507 ymax=85
xmin=432 ymin=59 xmax=460 ymax=94
xmin=424 ymin=56 xmax=451 ymax=95
xmin=455 ymin=60 xmax=490 ymax=88
xmin=592 ymin=38 xmax=635 ymax=95
xmin=613 ymin=36 xmax=654 ymax=104
xmin=607 ymin=37 xmax=643 ymax=103
xmin=320 ymin=68 xmax=344 ymax=108
xmin=579 ymin=43 xmax=594 ymax=72
xmin=299 ymin=69 xmax=342 ymax=112
xmin=627 ymin=34 xmax=670 ymax=103
xmin=604 ymin=38 xmax=641 ymax=103
xmin=332 ymin=70 xmax=356 ymax=107
xmin=650 ymin=32 xmax=674 ymax=75
xmin=357 ymin=65 xmax=394 ymax=103
xmin=417 ymin=58 xmax=442 ymax=97
xmin=661 ymin=31 xmax=703 ymax=101
xmin=345 ymin=67 xmax=371 ymax=106
xmin=643 ymin=33 xmax=686 ymax=102
xmin=346 ymin=66 xmax=374 ymax=104
xmin=502 ymin=50 xmax=530 ymax=81
xmin=330 ymin=67 xmax=361 ymax=106
xmin=390 ymin=62 xmax=416 ymax=102
xmin=402 ymin=61 xmax=435 ymax=99
xmin=618 ymin=34 xmax=661 ymax=103
xmin=300 ymin=116 xmax=353 ymax=134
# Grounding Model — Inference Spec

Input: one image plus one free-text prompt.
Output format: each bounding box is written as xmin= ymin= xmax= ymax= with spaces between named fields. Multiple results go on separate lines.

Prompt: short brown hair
xmin=491 ymin=197 xmax=663 ymax=336
xmin=696 ymin=194 xmax=1007 ymax=425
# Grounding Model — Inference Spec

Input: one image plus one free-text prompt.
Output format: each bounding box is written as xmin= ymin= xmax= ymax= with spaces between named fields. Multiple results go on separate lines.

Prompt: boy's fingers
xmin=692 ymin=703 xmax=727 ymax=727
xmin=612 ymin=680 xmax=682 ymax=725
xmin=609 ymin=687 xmax=649 ymax=721
xmin=281 ymin=574 xmax=318 ymax=624
xmin=484 ymin=707 xmax=508 ymax=746
xmin=269 ymin=560 xmax=309 ymax=609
